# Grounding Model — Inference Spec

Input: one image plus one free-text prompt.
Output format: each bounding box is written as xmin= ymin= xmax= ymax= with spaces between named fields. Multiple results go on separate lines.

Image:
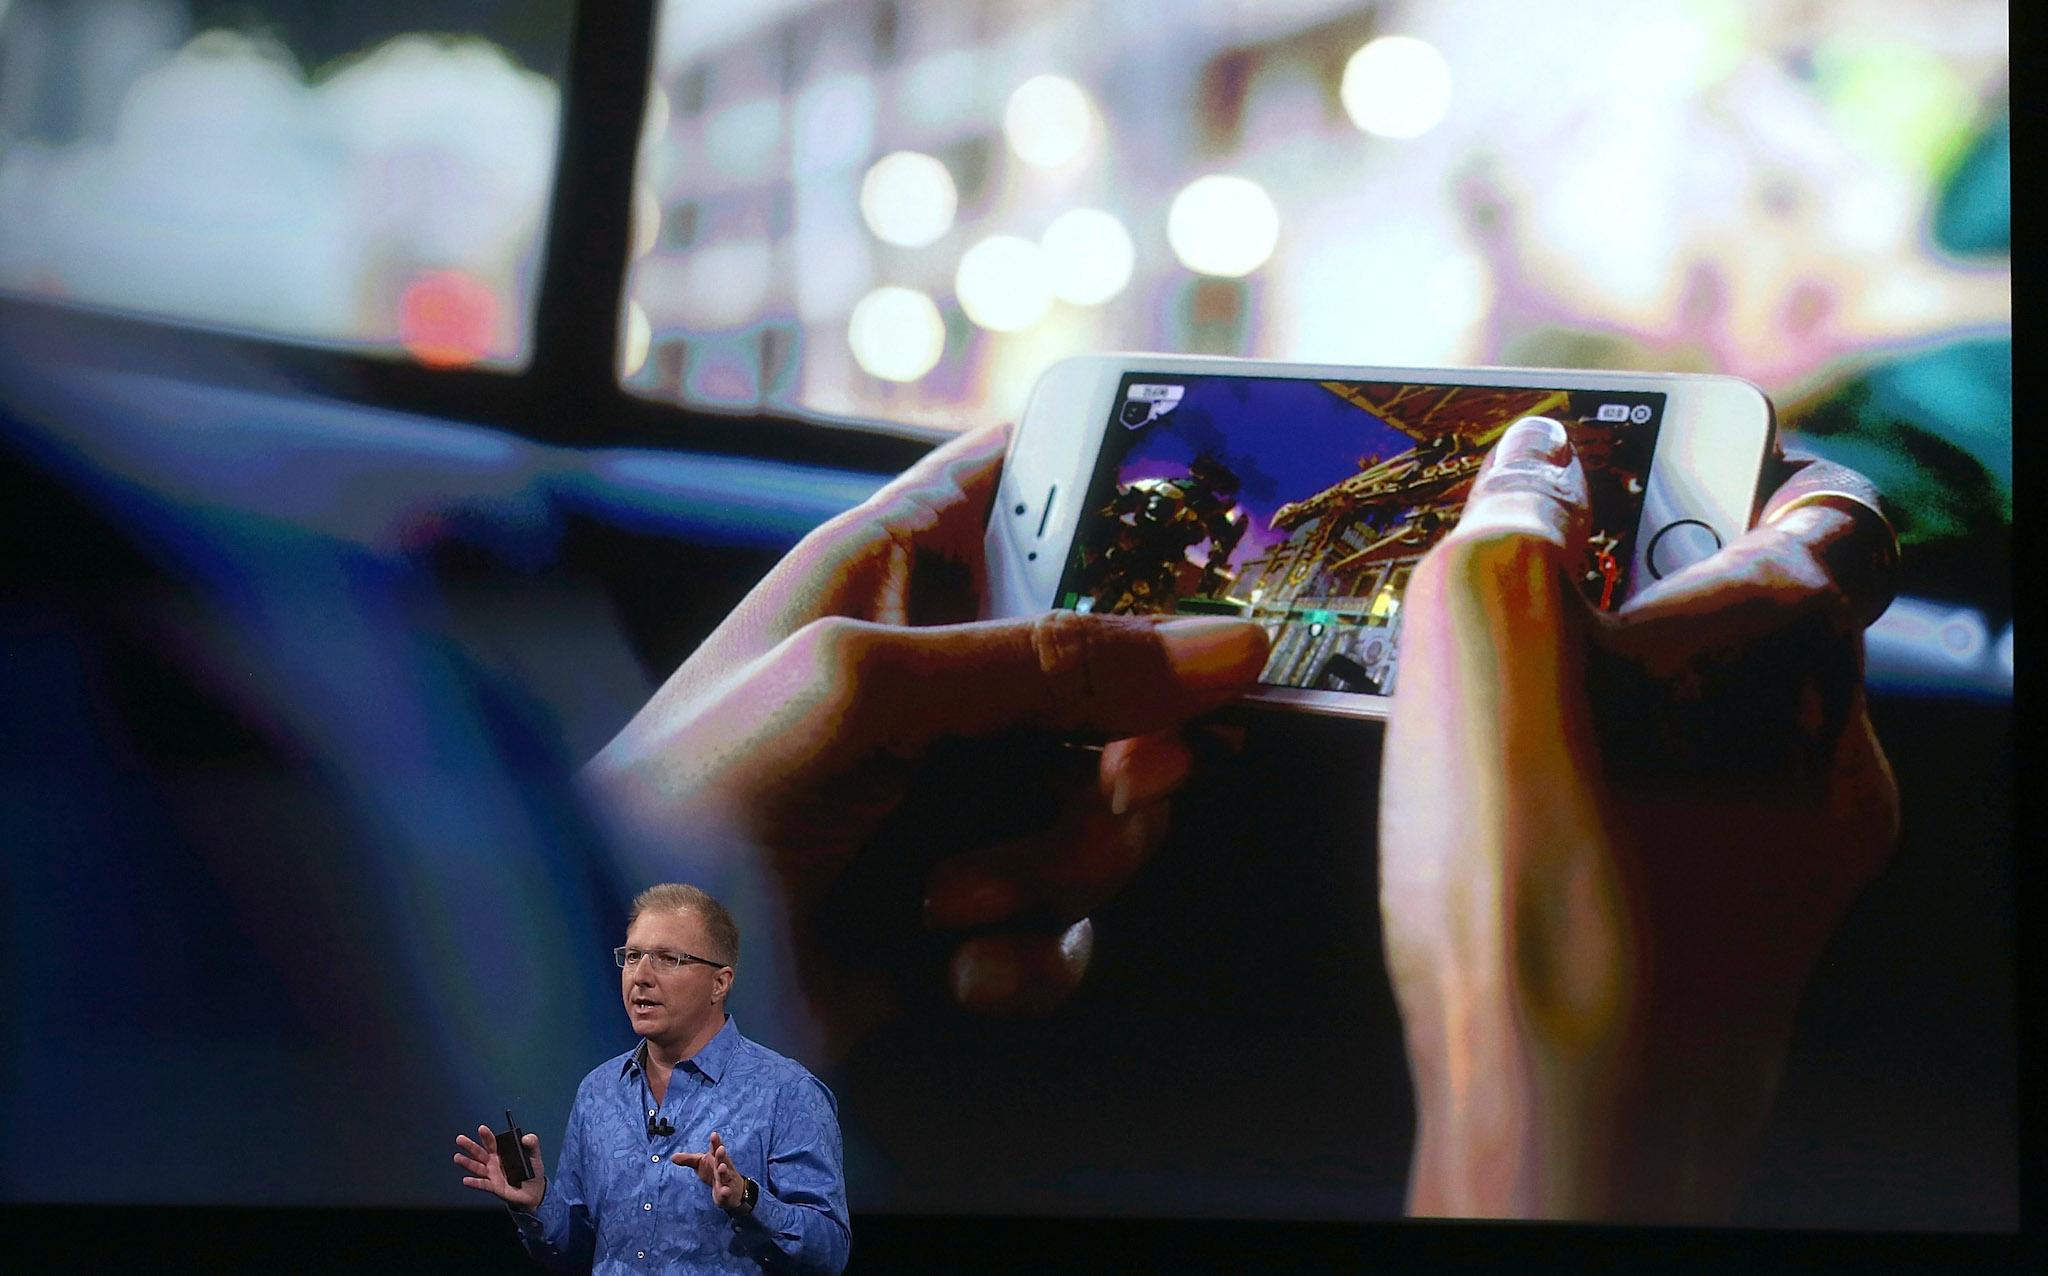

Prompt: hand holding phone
xmin=579 ymin=422 xmax=1270 ymax=1057
xmin=985 ymin=354 xmax=1774 ymax=719
xmin=1379 ymin=416 xmax=1899 ymax=1222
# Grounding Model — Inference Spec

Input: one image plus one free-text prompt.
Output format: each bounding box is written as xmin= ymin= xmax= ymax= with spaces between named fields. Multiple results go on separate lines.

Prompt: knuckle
xmin=1022 ymin=610 xmax=1105 ymax=727
xmin=790 ymin=615 xmax=870 ymax=677
xmin=782 ymin=616 xmax=885 ymax=718
xmin=1026 ymin=609 xmax=1098 ymax=680
xmin=1745 ymin=531 xmax=1840 ymax=601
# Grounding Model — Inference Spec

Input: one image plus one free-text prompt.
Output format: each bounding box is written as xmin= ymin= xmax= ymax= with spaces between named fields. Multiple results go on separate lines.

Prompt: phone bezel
xmin=984 ymin=353 xmax=1775 ymax=721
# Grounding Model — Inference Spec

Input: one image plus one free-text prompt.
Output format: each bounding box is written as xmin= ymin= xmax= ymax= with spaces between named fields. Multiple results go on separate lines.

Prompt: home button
xmin=1646 ymin=519 xmax=1723 ymax=579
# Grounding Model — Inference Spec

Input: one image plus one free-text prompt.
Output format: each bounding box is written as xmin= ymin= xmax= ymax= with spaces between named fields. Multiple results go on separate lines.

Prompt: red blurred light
xmin=398 ymin=271 xmax=497 ymax=368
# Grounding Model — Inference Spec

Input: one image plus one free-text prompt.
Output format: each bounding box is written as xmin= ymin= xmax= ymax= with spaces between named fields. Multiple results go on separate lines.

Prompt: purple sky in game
xmin=1111 ymin=375 xmax=1417 ymax=572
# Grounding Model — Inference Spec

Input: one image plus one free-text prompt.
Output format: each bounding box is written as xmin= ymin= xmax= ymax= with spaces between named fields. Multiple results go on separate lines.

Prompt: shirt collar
xmin=620 ymin=1016 xmax=740 ymax=1083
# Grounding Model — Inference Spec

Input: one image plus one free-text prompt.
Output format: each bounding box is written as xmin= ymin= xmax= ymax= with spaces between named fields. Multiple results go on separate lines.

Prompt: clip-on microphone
xmin=644 ymin=1065 xmax=676 ymax=1138
xmin=495 ymin=1109 xmax=535 ymax=1188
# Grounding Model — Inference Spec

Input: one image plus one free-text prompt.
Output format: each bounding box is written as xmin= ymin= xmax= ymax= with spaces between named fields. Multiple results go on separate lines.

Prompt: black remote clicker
xmin=495 ymin=1110 xmax=535 ymax=1188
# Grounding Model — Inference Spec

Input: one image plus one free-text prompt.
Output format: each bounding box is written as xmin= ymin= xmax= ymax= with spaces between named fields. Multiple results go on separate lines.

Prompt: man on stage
xmin=455 ymin=883 xmax=850 ymax=1274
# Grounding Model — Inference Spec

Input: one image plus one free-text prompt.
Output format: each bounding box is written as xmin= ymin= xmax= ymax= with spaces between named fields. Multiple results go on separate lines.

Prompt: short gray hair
xmin=628 ymin=883 xmax=739 ymax=968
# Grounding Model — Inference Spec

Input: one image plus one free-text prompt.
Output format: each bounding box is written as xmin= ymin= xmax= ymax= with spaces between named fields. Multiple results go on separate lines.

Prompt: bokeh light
xmin=859 ymin=150 xmax=958 ymax=248
xmin=848 ymin=285 xmax=945 ymax=381
xmin=620 ymin=299 xmax=652 ymax=378
xmin=630 ymin=183 xmax=661 ymax=259
xmin=1166 ymin=175 xmax=1280 ymax=278
xmin=1339 ymin=36 xmax=1452 ymax=139
xmin=398 ymin=269 xmax=497 ymax=367
xmin=1003 ymin=74 xmax=1094 ymax=169
xmin=641 ymin=83 xmax=671 ymax=150
xmin=611 ymin=0 xmax=2006 ymax=446
xmin=955 ymin=234 xmax=1054 ymax=331
xmin=1039 ymin=208 xmax=1134 ymax=306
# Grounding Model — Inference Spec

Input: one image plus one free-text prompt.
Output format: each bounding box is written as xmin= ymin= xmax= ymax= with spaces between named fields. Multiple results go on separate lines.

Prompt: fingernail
xmin=1155 ymin=617 xmax=1269 ymax=691
xmin=1495 ymin=415 xmax=1570 ymax=467
xmin=922 ymin=874 xmax=1019 ymax=928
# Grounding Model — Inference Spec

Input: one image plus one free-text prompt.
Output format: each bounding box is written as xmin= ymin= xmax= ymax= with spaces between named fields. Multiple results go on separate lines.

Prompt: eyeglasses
xmin=614 ymin=946 xmax=728 ymax=973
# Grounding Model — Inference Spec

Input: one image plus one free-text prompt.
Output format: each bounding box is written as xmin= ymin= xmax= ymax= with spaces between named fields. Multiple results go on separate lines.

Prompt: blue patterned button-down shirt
xmin=511 ymin=1017 xmax=849 ymax=1274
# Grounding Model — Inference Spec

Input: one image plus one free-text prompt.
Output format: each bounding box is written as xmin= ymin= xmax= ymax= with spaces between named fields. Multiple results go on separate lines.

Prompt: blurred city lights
xmin=1282 ymin=219 xmax=1483 ymax=366
xmin=1003 ymin=74 xmax=1094 ymax=169
xmin=1422 ymin=251 xmax=1493 ymax=332
xmin=955 ymin=234 xmax=1053 ymax=330
xmin=792 ymin=73 xmax=875 ymax=174
xmin=676 ymin=238 xmax=773 ymax=330
xmin=848 ymin=285 xmax=945 ymax=381
xmin=642 ymin=83 xmax=671 ymax=150
xmin=900 ymin=48 xmax=977 ymax=133
xmin=702 ymin=97 xmax=782 ymax=179
xmin=1813 ymin=37 xmax=1979 ymax=177
xmin=1339 ymin=36 xmax=1452 ymax=139
xmin=792 ymin=225 xmax=874 ymax=322
xmin=1612 ymin=5 xmax=1742 ymax=95
xmin=1039 ymin=208 xmax=1134 ymax=305
xmin=859 ymin=150 xmax=958 ymax=248
xmin=398 ymin=270 xmax=497 ymax=367
xmin=631 ymin=183 xmax=661 ymax=259
xmin=621 ymin=299 xmax=652 ymax=378
xmin=1167 ymin=175 xmax=1280 ymax=278
xmin=793 ymin=180 xmax=875 ymax=321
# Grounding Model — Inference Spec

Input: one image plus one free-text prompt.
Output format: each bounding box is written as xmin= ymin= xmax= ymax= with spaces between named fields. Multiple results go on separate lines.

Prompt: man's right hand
xmin=454 ymin=1124 xmax=546 ymax=1212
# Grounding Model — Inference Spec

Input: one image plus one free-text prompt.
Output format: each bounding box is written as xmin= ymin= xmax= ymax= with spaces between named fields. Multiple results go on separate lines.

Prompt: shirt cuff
xmin=508 ymin=1180 xmax=564 ymax=1237
xmin=730 ymin=1186 xmax=791 ymax=1240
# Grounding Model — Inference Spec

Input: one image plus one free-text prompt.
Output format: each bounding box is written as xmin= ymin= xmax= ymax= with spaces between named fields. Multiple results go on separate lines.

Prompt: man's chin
xmin=629 ymin=1007 xmax=667 ymax=1034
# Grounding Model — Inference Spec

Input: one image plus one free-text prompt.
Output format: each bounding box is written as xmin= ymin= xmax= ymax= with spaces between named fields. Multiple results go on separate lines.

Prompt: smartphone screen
xmin=1053 ymin=372 xmax=1666 ymax=697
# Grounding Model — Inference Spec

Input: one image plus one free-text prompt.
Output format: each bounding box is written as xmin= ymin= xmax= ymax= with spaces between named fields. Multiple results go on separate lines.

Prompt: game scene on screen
xmin=1059 ymin=375 xmax=1664 ymax=695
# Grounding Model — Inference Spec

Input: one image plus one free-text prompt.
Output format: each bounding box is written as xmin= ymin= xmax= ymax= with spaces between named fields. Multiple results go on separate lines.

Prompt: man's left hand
xmin=672 ymin=1130 xmax=749 ymax=1213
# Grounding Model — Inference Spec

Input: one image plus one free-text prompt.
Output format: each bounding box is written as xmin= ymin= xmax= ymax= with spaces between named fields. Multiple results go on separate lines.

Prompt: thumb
xmin=849 ymin=611 xmax=1270 ymax=746
xmin=1446 ymin=414 xmax=1589 ymax=555
xmin=522 ymin=1132 xmax=544 ymax=1177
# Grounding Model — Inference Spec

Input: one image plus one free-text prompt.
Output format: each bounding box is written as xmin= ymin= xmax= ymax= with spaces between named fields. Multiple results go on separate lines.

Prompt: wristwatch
xmin=729 ymin=1175 xmax=759 ymax=1216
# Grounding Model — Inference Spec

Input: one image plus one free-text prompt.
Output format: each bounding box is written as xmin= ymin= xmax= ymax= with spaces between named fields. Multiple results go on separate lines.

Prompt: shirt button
xmin=651 ymin=1154 xmax=659 ymax=1162
xmin=643 ymin=1202 xmax=652 ymax=1211
xmin=637 ymin=1252 xmax=646 ymax=1260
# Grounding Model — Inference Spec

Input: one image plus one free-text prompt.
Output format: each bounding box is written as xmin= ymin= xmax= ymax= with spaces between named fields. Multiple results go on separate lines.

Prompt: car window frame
xmin=0 ymin=0 xmax=938 ymax=476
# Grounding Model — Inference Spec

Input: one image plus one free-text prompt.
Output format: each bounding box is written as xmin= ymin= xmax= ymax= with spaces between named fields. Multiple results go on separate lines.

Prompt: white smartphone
xmin=984 ymin=353 xmax=1774 ymax=720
